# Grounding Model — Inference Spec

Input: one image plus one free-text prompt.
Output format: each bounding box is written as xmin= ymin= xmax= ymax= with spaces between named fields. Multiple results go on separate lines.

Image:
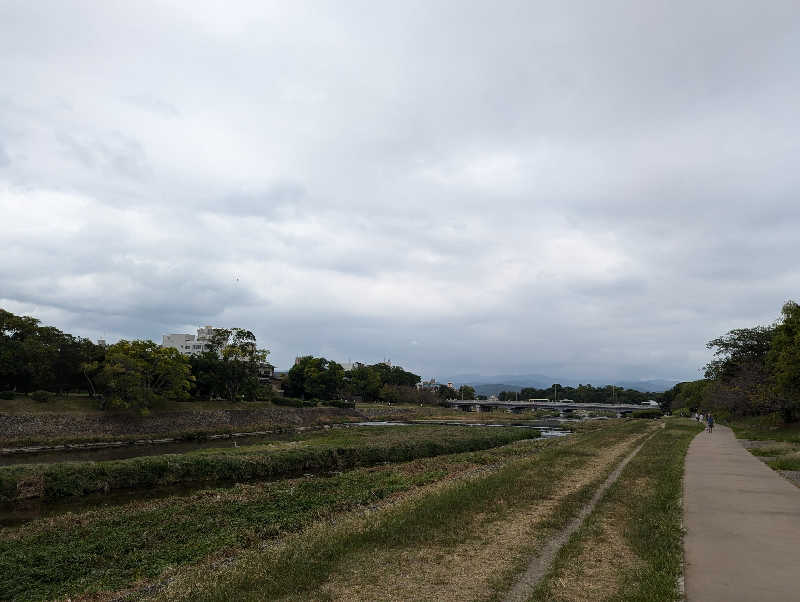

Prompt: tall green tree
xmin=346 ymin=364 xmax=383 ymax=400
xmin=100 ymin=340 xmax=193 ymax=412
xmin=704 ymin=324 xmax=777 ymax=417
xmin=192 ymin=328 xmax=270 ymax=401
xmin=286 ymin=356 xmax=344 ymax=400
xmin=0 ymin=309 xmax=99 ymax=393
xmin=767 ymin=301 xmax=800 ymax=422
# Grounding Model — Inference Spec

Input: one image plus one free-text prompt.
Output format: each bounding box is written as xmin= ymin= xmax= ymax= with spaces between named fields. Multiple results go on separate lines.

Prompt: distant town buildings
xmin=162 ymin=325 xmax=215 ymax=355
xmin=162 ymin=325 xmax=276 ymax=387
xmin=417 ymin=378 xmax=441 ymax=391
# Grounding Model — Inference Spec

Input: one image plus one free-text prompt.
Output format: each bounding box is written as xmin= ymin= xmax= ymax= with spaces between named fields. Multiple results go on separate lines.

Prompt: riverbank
xmin=0 ymin=425 xmax=540 ymax=503
xmin=0 ymin=404 xmax=366 ymax=447
xmin=527 ymin=418 xmax=702 ymax=601
xmin=0 ymin=399 xmax=568 ymax=449
xmin=148 ymin=420 xmax=655 ymax=601
xmin=0 ymin=419 xmax=645 ymax=601
xmin=0 ymin=424 xmax=558 ymax=601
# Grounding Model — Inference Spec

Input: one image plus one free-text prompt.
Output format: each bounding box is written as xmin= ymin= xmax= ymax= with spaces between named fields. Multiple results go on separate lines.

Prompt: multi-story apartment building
xmin=162 ymin=325 xmax=214 ymax=355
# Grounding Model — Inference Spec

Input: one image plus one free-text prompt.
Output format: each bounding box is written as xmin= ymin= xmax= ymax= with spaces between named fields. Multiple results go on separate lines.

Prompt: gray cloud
xmin=1 ymin=1 xmax=800 ymax=383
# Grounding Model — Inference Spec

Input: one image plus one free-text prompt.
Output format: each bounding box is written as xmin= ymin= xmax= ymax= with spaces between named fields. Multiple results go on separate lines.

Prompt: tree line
xmin=0 ymin=309 xmax=269 ymax=412
xmin=663 ymin=300 xmax=800 ymax=423
xmin=0 ymin=309 xmax=438 ymax=410
xmin=286 ymin=356 xmax=432 ymax=403
xmin=496 ymin=383 xmax=655 ymax=404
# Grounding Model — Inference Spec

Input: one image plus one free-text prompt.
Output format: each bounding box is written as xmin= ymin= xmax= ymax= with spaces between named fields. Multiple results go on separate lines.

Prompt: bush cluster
xmin=632 ymin=408 xmax=662 ymax=419
xmin=0 ymin=390 xmax=15 ymax=400
xmin=30 ymin=390 xmax=54 ymax=403
xmin=272 ymin=397 xmax=317 ymax=408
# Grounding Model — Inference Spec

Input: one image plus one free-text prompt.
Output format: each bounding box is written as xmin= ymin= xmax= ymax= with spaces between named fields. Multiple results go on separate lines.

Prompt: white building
xmin=162 ymin=325 xmax=215 ymax=355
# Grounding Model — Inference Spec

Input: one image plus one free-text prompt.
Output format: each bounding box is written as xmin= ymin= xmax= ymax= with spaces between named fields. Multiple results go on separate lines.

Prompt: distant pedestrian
xmin=707 ymin=414 xmax=714 ymax=433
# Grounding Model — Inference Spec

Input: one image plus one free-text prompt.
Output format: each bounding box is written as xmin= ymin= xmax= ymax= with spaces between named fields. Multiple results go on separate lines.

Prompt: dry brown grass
xmin=548 ymin=519 xmax=641 ymax=602
xmin=316 ymin=430 xmax=651 ymax=602
xmin=538 ymin=474 xmax=652 ymax=601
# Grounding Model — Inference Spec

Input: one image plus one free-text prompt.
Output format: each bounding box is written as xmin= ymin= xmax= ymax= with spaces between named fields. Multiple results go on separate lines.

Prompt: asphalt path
xmin=684 ymin=424 xmax=800 ymax=601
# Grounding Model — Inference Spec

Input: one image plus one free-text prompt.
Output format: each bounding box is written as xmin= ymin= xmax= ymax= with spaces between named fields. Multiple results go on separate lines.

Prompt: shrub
xmin=632 ymin=408 xmax=662 ymax=419
xmin=0 ymin=390 xmax=15 ymax=400
xmin=271 ymin=397 xmax=305 ymax=408
xmin=30 ymin=390 xmax=54 ymax=403
xmin=324 ymin=400 xmax=356 ymax=409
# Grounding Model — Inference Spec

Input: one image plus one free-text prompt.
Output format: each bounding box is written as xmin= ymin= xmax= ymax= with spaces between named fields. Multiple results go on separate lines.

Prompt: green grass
xmin=768 ymin=452 xmax=800 ymax=470
xmin=0 ymin=468 xmax=423 ymax=601
xmin=155 ymin=421 xmax=651 ymax=601
xmin=0 ymin=432 xmax=561 ymax=601
xmin=527 ymin=418 xmax=703 ymax=602
xmin=727 ymin=414 xmax=800 ymax=443
xmin=748 ymin=443 xmax=797 ymax=457
xmin=0 ymin=426 xmax=539 ymax=502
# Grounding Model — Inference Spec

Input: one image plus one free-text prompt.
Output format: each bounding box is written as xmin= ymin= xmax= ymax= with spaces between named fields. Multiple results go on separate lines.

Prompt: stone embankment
xmin=0 ymin=406 xmax=365 ymax=447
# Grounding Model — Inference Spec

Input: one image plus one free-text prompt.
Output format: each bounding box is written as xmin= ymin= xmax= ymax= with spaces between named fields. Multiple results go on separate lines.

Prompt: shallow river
xmin=0 ymin=421 xmax=571 ymax=527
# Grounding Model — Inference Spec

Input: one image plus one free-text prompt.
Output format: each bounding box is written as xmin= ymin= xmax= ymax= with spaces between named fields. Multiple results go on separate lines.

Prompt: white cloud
xmin=1 ymin=1 xmax=800 ymax=381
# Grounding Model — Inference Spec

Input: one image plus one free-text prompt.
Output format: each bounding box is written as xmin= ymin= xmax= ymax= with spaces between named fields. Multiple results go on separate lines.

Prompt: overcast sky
xmin=2 ymin=1 xmax=800 ymax=382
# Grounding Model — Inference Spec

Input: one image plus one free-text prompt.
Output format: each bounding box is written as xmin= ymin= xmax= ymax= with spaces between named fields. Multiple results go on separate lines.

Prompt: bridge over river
xmin=447 ymin=400 xmax=650 ymax=415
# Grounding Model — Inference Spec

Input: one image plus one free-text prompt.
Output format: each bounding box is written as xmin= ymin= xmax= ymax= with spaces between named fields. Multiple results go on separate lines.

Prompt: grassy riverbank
xmin=0 ymin=426 xmax=540 ymax=502
xmin=148 ymin=421 xmax=653 ymax=601
xmin=0 ymin=419 xmax=667 ymax=601
xmin=0 ymin=430 xmax=562 ymax=601
xmin=528 ymin=418 xmax=703 ymax=602
xmin=0 ymin=404 xmax=366 ymax=448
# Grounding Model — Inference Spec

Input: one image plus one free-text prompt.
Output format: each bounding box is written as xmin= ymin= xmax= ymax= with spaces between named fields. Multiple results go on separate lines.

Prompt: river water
xmin=0 ymin=421 xmax=571 ymax=527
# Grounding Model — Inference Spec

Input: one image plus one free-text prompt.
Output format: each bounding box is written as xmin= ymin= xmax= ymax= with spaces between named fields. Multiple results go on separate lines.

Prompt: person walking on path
xmin=706 ymin=413 xmax=714 ymax=433
xmin=684 ymin=424 xmax=800 ymax=600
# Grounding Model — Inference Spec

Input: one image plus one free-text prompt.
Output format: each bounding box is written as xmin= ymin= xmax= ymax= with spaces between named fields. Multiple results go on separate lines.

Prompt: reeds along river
xmin=0 ymin=423 xmax=560 ymax=526
xmin=0 ymin=421 xmax=571 ymax=467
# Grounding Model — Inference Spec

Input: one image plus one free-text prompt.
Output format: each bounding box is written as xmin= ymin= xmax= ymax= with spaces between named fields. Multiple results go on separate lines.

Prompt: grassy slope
xmin=528 ymin=419 xmax=703 ymax=602
xmin=0 ymin=434 xmax=561 ymax=601
xmin=727 ymin=414 xmax=800 ymax=443
xmin=0 ymin=426 xmax=539 ymax=502
xmin=153 ymin=421 xmax=651 ymax=601
xmin=726 ymin=414 xmax=800 ymax=471
xmin=0 ymin=397 xmax=300 ymax=415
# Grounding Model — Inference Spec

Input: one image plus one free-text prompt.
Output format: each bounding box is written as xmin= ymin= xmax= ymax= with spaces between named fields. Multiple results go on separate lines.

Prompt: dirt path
xmin=503 ymin=428 xmax=656 ymax=602
xmin=319 ymin=426 xmax=655 ymax=602
xmin=684 ymin=425 xmax=800 ymax=601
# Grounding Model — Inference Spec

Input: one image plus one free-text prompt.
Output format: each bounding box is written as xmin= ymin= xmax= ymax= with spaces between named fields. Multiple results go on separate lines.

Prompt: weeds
xmin=0 ymin=426 xmax=539 ymax=502
xmin=527 ymin=419 xmax=703 ymax=602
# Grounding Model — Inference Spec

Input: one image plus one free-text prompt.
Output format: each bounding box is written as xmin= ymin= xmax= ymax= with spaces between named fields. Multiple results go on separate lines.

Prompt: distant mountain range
xmin=443 ymin=373 xmax=679 ymax=396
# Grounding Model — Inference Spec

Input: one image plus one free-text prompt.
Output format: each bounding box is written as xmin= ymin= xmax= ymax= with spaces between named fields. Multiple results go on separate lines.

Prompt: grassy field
xmin=148 ymin=421 xmax=654 ymax=601
xmin=0 ymin=425 xmax=540 ymax=502
xmin=727 ymin=413 xmax=800 ymax=443
xmin=0 ymin=429 xmax=564 ymax=601
xmin=0 ymin=418 xmax=681 ymax=602
xmin=527 ymin=418 xmax=703 ymax=602
xmin=745 ymin=441 xmax=800 ymax=471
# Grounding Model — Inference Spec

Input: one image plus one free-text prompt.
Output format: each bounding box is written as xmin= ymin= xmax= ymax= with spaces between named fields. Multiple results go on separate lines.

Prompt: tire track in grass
xmin=149 ymin=421 xmax=652 ymax=601
xmin=523 ymin=420 xmax=702 ymax=602
xmin=502 ymin=425 xmax=661 ymax=602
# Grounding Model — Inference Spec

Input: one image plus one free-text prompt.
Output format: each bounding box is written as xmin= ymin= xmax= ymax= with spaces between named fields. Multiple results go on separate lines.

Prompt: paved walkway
xmin=684 ymin=425 xmax=800 ymax=601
